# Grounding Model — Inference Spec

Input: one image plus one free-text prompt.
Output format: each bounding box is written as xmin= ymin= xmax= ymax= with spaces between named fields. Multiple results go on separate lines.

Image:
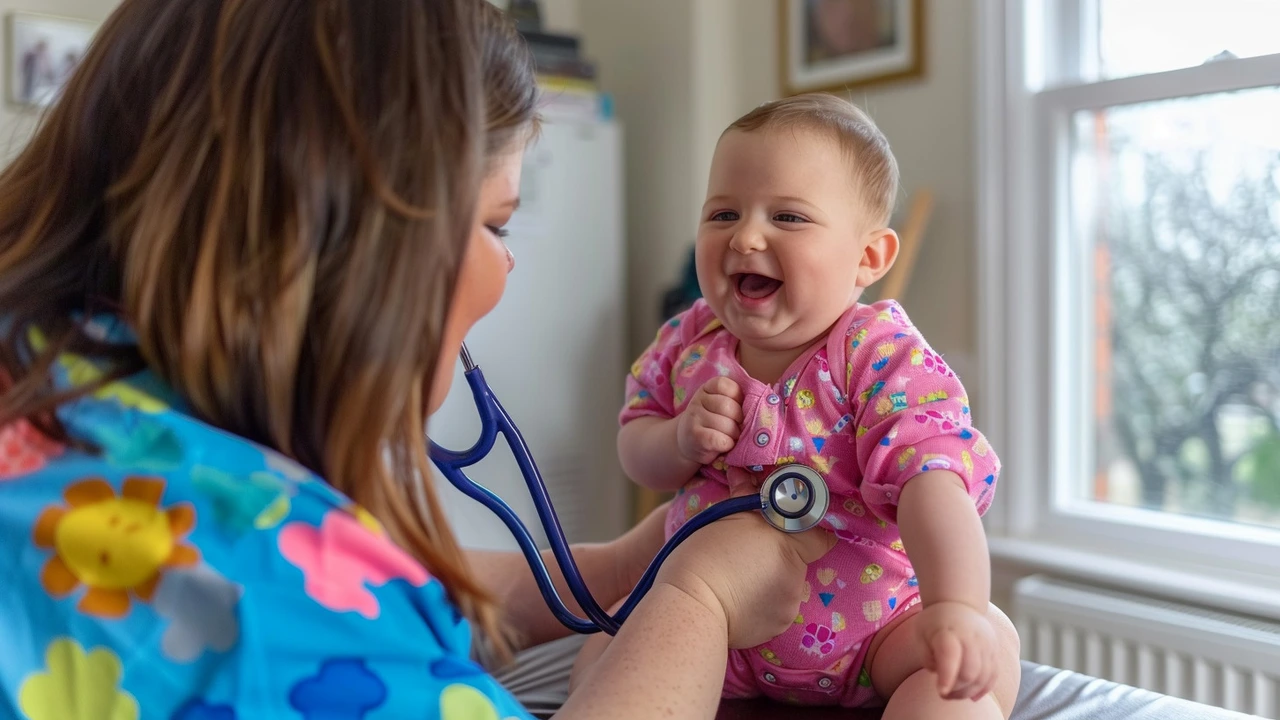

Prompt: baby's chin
xmin=703 ymin=294 xmax=823 ymax=350
xmin=724 ymin=316 xmax=826 ymax=355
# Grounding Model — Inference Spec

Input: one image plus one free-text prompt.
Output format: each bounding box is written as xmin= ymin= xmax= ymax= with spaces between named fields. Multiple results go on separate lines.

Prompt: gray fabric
xmin=493 ymin=638 xmax=1262 ymax=719
xmin=490 ymin=635 xmax=586 ymax=719
xmin=1013 ymin=661 xmax=1262 ymax=720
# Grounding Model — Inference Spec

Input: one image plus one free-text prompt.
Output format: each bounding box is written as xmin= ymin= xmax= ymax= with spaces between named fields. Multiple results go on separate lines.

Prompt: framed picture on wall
xmin=779 ymin=0 xmax=923 ymax=96
xmin=6 ymin=12 xmax=98 ymax=109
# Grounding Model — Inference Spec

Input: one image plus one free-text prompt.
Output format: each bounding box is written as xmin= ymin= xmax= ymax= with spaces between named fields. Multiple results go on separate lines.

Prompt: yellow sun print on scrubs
xmin=33 ymin=477 xmax=200 ymax=618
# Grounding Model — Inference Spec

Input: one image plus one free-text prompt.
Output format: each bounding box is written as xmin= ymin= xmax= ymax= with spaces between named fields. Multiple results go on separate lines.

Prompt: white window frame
xmin=977 ymin=0 xmax=1280 ymax=614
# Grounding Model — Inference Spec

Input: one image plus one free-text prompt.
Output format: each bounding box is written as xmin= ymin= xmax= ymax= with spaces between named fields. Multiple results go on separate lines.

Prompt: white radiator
xmin=1013 ymin=575 xmax=1280 ymax=718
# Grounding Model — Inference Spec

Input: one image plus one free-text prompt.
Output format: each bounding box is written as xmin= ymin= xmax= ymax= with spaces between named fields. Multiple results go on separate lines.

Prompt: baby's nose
xmin=729 ymin=229 xmax=767 ymax=254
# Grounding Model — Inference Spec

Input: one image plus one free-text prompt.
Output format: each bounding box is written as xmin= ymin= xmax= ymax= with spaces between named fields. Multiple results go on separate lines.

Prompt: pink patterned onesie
xmin=620 ymin=298 xmax=1000 ymax=707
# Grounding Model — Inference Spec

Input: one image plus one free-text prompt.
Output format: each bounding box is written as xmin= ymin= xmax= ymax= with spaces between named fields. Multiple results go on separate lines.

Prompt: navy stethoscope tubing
xmin=428 ymin=344 xmax=829 ymax=636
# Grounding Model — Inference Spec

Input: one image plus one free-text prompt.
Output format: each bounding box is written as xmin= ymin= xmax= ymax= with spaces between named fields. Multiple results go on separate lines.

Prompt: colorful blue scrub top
xmin=0 ymin=322 xmax=533 ymax=720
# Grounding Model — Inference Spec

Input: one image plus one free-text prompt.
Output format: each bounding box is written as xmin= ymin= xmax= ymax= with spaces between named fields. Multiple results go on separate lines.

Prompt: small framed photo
xmin=779 ymin=0 xmax=923 ymax=96
xmin=7 ymin=12 xmax=97 ymax=108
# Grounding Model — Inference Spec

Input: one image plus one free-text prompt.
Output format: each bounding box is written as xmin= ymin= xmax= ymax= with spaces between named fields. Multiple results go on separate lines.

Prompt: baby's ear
xmin=856 ymin=228 xmax=900 ymax=287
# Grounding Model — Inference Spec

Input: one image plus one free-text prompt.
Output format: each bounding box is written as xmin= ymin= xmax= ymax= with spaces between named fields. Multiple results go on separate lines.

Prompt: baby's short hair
xmin=727 ymin=93 xmax=899 ymax=226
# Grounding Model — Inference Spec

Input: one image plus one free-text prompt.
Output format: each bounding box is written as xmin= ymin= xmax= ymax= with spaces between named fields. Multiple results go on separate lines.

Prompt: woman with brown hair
xmin=0 ymin=0 xmax=832 ymax=717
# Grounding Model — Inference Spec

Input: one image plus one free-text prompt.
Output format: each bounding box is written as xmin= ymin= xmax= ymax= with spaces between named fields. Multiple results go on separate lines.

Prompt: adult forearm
xmin=467 ymin=544 xmax=624 ymax=650
xmin=618 ymin=417 xmax=701 ymax=492
xmin=897 ymin=471 xmax=991 ymax=611
xmin=555 ymin=582 xmax=729 ymax=719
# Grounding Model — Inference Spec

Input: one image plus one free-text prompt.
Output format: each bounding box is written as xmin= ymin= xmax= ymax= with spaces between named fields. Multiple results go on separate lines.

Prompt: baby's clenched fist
xmin=676 ymin=377 xmax=744 ymax=464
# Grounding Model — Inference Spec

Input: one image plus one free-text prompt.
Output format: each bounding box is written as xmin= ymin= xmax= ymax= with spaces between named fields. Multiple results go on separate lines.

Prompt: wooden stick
xmin=877 ymin=188 xmax=935 ymax=301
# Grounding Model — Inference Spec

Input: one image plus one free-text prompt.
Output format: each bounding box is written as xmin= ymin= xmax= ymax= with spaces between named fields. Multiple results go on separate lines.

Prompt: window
xmin=979 ymin=0 xmax=1280 ymax=580
xmin=1074 ymin=89 xmax=1280 ymax=530
xmin=1096 ymin=0 xmax=1280 ymax=80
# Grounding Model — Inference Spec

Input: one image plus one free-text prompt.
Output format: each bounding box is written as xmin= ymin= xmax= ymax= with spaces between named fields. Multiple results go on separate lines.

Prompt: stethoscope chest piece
xmin=760 ymin=464 xmax=829 ymax=533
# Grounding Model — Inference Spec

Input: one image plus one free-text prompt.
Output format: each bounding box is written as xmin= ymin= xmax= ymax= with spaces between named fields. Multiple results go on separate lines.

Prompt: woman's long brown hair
xmin=0 ymin=0 xmax=537 ymax=649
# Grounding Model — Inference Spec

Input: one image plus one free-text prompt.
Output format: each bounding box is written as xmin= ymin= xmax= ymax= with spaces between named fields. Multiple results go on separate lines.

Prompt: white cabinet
xmin=430 ymin=116 xmax=628 ymax=551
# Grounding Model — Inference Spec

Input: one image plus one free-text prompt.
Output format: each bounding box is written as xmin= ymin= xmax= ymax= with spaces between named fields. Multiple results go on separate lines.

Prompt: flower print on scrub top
xmin=32 ymin=477 xmax=199 ymax=619
xmin=0 ymin=418 xmax=64 ymax=480
xmin=278 ymin=508 xmax=430 ymax=619
xmin=19 ymin=638 xmax=138 ymax=720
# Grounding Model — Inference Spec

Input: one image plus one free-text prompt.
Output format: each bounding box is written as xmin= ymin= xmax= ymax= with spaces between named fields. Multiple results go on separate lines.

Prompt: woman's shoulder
xmin=0 ymin=382 xmax=521 ymax=718
xmin=0 ymin=377 xmax=453 ymax=621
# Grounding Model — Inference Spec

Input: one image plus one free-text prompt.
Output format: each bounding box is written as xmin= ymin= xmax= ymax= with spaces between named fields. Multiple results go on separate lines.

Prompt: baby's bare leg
xmin=567 ymin=597 xmax=627 ymax=694
xmin=866 ymin=603 xmax=1021 ymax=720
xmin=882 ymin=668 xmax=1006 ymax=719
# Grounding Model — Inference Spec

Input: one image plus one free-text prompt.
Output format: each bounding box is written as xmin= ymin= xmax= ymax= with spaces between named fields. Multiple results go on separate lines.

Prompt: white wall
xmin=0 ymin=0 xmax=119 ymax=158
xmin=581 ymin=0 xmax=699 ymax=356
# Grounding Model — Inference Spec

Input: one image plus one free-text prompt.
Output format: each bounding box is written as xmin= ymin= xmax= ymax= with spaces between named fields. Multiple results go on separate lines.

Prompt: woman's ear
xmin=855 ymin=228 xmax=900 ymax=287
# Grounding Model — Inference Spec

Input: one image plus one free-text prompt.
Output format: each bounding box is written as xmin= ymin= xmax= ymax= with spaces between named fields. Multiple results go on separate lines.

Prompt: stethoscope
xmin=428 ymin=344 xmax=830 ymax=636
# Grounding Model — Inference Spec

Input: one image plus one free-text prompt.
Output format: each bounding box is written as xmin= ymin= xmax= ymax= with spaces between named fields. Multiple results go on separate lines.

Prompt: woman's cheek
xmin=426 ymin=234 xmax=506 ymax=416
xmin=473 ymin=234 xmax=509 ymax=316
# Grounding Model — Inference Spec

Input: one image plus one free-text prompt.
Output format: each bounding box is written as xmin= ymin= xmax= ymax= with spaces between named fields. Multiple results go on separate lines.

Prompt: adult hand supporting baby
xmin=614 ymin=497 xmax=674 ymax=591
xmin=655 ymin=502 xmax=837 ymax=649
xmin=561 ymin=488 xmax=836 ymax=720
xmin=466 ymin=500 xmax=672 ymax=652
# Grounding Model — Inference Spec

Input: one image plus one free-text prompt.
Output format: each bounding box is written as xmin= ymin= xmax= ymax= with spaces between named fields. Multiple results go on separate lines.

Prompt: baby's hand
xmin=676 ymin=377 xmax=744 ymax=464
xmin=915 ymin=601 xmax=1001 ymax=702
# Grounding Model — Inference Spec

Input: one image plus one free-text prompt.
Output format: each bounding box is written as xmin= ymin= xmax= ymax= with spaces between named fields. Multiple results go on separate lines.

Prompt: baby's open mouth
xmin=735 ymin=273 xmax=782 ymax=300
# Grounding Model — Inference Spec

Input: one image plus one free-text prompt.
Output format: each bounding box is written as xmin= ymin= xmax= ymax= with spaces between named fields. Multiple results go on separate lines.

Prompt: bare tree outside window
xmin=1081 ymin=89 xmax=1280 ymax=528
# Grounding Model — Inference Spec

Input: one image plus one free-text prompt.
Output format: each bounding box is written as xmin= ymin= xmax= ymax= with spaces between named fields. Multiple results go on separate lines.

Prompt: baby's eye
xmin=485 ymin=225 xmax=510 ymax=240
xmin=709 ymin=210 xmax=739 ymax=222
xmin=775 ymin=213 xmax=807 ymax=224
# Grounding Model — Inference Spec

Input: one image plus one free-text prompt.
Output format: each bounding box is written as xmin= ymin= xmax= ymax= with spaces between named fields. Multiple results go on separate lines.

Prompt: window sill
xmin=988 ymin=536 xmax=1280 ymax=623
